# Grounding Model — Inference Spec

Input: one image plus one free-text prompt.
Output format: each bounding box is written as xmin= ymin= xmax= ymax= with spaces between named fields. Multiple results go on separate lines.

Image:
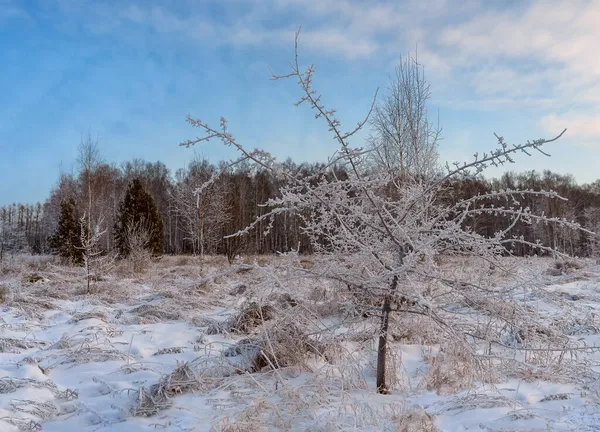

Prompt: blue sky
xmin=1 ymin=0 xmax=599 ymax=205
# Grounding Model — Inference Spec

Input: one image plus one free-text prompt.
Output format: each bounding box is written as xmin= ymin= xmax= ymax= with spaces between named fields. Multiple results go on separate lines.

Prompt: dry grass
xmin=546 ymin=259 xmax=584 ymax=276
xmin=69 ymin=310 xmax=108 ymax=323
xmin=129 ymin=304 xmax=182 ymax=322
xmin=0 ymin=283 xmax=13 ymax=304
xmin=231 ymin=320 xmax=328 ymax=372
xmin=0 ymin=337 xmax=48 ymax=353
xmin=390 ymin=407 xmax=441 ymax=432
xmin=21 ymin=273 xmax=47 ymax=284
xmin=0 ymin=416 xmax=42 ymax=431
xmin=422 ymin=342 xmax=477 ymax=395
xmin=227 ymin=301 xmax=277 ymax=334
xmin=9 ymin=399 xmax=59 ymax=420
xmin=132 ymin=357 xmax=237 ymax=417
xmin=1 ymin=253 xmax=597 ymax=429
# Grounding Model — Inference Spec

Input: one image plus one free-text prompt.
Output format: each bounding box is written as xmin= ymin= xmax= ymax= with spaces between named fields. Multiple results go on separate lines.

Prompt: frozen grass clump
xmin=546 ymin=259 xmax=583 ymax=276
xmin=227 ymin=320 xmax=328 ymax=372
xmin=423 ymin=342 xmax=478 ymax=395
xmin=132 ymin=357 xmax=236 ymax=416
xmin=69 ymin=309 xmax=108 ymax=323
xmin=129 ymin=304 xmax=181 ymax=322
xmin=227 ymin=301 xmax=277 ymax=334
xmin=0 ymin=283 xmax=13 ymax=304
xmin=390 ymin=407 xmax=441 ymax=432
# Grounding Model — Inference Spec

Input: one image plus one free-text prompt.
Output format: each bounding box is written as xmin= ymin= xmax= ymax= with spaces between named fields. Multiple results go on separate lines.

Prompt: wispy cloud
xmin=429 ymin=0 xmax=600 ymax=142
xmin=540 ymin=113 xmax=600 ymax=145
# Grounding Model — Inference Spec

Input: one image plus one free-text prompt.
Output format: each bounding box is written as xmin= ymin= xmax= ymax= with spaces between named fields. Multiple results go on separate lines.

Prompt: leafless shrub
xmin=123 ymin=219 xmax=152 ymax=274
xmin=180 ymin=27 xmax=592 ymax=396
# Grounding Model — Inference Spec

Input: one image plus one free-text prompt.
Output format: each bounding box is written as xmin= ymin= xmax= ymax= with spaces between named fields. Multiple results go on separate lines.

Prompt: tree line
xmin=1 ymin=152 xmax=599 ymax=262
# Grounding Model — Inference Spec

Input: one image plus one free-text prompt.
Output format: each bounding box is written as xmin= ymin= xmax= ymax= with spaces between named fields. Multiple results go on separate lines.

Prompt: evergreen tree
xmin=115 ymin=178 xmax=164 ymax=257
xmin=48 ymin=198 xmax=84 ymax=264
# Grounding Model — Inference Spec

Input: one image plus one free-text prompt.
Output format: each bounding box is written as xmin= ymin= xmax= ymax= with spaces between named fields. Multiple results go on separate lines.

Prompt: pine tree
xmin=48 ymin=198 xmax=84 ymax=265
xmin=115 ymin=179 xmax=164 ymax=257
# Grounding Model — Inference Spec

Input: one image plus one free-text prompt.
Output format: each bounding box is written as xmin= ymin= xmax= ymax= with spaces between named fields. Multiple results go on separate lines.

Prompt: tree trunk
xmin=376 ymin=274 xmax=398 ymax=394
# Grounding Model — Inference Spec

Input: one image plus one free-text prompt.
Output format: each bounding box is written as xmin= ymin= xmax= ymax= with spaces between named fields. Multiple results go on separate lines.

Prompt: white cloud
xmin=434 ymin=0 xmax=600 ymax=106
xmin=29 ymin=0 xmax=600 ymax=123
xmin=540 ymin=113 xmax=600 ymax=144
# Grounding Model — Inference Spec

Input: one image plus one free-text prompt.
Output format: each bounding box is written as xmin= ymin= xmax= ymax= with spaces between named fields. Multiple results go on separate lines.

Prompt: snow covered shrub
xmin=180 ymin=28 xmax=591 ymax=394
xmin=123 ymin=219 xmax=152 ymax=274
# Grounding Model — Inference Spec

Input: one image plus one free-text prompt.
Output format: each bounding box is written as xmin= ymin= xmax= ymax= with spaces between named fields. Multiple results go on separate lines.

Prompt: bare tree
xmin=79 ymin=213 xmax=113 ymax=293
xmin=171 ymin=158 xmax=230 ymax=258
xmin=368 ymin=50 xmax=441 ymax=180
xmin=180 ymin=28 xmax=593 ymax=395
xmin=77 ymin=132 xmax=102 ymax=244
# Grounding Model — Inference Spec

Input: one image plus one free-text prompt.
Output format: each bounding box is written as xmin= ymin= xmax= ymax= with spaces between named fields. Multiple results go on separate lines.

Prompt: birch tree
xmin=172 ymin=158 xmax=230 ymax=257
xmin=368 ymin=50 xmax=441 ymax=180
xmin=79 ymin=213 xmax=113 ymax=293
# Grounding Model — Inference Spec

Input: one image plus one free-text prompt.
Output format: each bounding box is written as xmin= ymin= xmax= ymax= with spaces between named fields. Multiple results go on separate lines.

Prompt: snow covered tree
xmin=114 ymin=179 xmax=164 ymax=257
xmin=181 ymin=29 xmax=589 ymax=394
xmin=171 ymin=158 xmax=230 ymax=257
xmin=368 ymin=50 xmax=441 ymax=180
xmin=79 ymin=213 xmax=113 ymax=293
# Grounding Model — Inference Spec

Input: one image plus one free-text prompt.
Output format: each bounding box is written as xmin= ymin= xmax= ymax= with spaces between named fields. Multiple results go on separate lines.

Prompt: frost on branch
xmin=180 ymin=27 xmax=595 ymax=395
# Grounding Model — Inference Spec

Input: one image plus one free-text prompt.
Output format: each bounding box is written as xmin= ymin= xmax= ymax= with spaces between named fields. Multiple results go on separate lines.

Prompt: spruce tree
xmin=115 ymin=179 xmax=164 ymax=257
xmin=48 ymin=198 xmax=84 ymax=265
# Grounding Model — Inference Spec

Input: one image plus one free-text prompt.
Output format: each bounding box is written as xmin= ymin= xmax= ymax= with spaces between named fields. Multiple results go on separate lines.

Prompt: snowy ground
xmin=1 ymin=254 xmax=600 ymax=431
